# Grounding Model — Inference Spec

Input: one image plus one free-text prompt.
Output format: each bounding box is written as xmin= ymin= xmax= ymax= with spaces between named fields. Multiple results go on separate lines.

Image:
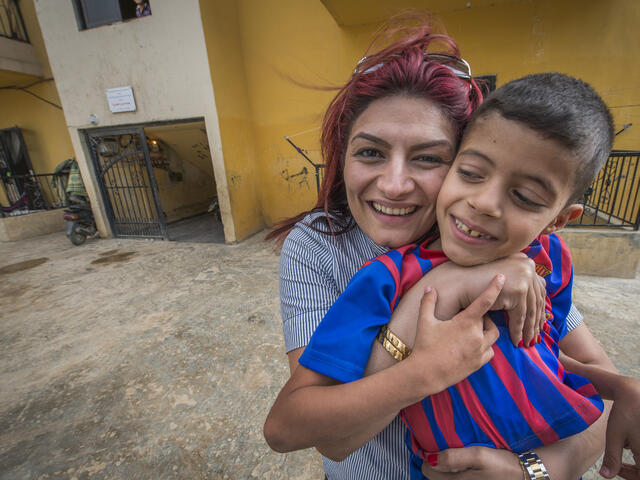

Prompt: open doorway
xmin=145 ymin=121 xmax=222 ymax=243
xmin=86 ymin=119 xmax=223 ymax=243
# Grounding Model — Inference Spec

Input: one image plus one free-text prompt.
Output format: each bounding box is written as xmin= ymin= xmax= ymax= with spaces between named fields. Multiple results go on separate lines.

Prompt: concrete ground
xmin=166 ymin=212 xmax=225 ymax=244
xmin=0 ymin=231 xmax=638 ymax=480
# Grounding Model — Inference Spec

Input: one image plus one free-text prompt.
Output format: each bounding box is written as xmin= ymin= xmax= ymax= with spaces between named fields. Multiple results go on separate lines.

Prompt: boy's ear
xmin=541 ymin=204 xmax=583 ymax=234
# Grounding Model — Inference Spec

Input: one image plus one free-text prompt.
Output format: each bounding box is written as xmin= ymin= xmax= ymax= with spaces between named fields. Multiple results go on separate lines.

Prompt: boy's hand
xmin=408 ymin=275 xmax=503 ymax=396
xmin=600 ymin=377 xmax=640 ymax=479
xmin=474 ymin=253 xmax=546 ymax=348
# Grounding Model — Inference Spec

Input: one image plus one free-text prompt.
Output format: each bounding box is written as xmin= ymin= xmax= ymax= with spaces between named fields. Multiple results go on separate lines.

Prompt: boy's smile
xmin=435 ymin=112 xmax=583 ymax=266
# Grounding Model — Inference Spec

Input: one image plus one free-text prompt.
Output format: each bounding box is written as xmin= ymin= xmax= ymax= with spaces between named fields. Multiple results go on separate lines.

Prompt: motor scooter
xmin=63 ymin=203 xmax=97 ymax=245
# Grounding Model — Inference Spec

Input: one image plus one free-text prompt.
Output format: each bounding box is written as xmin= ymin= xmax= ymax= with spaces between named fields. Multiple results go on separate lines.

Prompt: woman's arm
xmin=273 ymin=229 xmax=542 ymax=460
xmin=264 ymin=279 xmax=503 ymax=460
xmin=365 ymin=254 xmax=546 ymax=376
xmin=520 ymin=323 xmax=616 ymax=479
xmin=420 ymin=322 xmax=617 ymax=480
xmin=559 ymin=352 xmax=640 ymax=479
xmin=420 ymin=373 xmax=640 ymax=480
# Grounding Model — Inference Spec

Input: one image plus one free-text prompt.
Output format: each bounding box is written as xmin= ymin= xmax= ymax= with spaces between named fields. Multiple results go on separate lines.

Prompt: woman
xmin=266 ymin=16 xmax=636 ymax=480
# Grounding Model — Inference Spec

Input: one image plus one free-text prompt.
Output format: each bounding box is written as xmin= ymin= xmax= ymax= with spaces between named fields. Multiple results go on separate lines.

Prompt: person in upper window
xmin=134 ymin=0 xmax=151 ymax=18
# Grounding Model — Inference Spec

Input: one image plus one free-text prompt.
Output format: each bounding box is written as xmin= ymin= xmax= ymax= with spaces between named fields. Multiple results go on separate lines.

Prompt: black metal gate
xmin=86 ymin=127 xmax=168 ymax=239
xmin=0 ymin=127 xmax=35 ymax=202
xmin=573 ymin=150 xmax=640 ymax=230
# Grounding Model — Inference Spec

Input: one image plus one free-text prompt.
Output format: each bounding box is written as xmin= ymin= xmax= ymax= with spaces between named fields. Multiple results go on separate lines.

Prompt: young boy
xmin=296 ymin=73 xmax=614 ymax=478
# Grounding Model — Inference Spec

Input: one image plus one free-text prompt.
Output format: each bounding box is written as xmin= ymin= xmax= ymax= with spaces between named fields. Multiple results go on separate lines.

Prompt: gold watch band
xmin=518 ymin=451 xmax=550 ymax=480
xmin=377 ymin=325 xmax=412 ymax=361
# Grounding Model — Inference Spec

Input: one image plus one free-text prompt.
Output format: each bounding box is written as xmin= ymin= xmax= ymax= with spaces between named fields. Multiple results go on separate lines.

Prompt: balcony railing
xmin=0 ymin=0 xmax=29 ymax=43
xmin=572 ymin=150 xmax=640 ymax=230
xmin=1 ymin=173 xmax=69 ymax=216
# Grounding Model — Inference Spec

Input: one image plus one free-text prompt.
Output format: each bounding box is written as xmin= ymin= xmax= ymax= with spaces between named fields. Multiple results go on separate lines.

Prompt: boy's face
xmin=436 ymin=112 xmax=583 ymax=266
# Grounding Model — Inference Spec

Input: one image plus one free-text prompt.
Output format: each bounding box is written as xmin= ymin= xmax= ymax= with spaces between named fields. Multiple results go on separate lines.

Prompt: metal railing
xmin=1 ymin=173 xmax=69 ymax=216
xmin=0 ymin=0 xmax=29 ymax=42
xmin=572 ymin=150 xmax=640 ymax=230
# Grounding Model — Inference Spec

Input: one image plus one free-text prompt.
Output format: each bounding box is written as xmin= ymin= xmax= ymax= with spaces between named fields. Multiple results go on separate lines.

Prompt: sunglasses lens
xmin=425 ymin=53 xmax=471 ymax=79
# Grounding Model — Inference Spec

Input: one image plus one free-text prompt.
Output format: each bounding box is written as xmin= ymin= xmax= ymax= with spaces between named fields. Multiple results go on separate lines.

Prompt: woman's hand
xmin=406 ymin=275 xmax=503 ymax=395
xmin=265 ymin=276 xmax=504 ymax=458
xmin=366 ymin=254 xmax=545 ymax=377
xmin=558 ymin=331 xmax=639 ymax=479
xmin=599 ymin=376 xmax=640 ymax=480
xmin=421 ymin=447 xmax=522 ymax=479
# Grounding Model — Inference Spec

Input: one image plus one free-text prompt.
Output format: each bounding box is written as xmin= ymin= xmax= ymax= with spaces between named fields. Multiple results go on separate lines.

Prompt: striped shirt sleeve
xmin=279 ymin=225 xmax=340 ymax=353
xmin=566 ymin=303 xmax=583 ymax=331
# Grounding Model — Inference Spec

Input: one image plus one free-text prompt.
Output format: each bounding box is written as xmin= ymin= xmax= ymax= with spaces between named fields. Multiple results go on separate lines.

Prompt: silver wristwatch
xmin=518 ymin=451 xmax=550 ymax=479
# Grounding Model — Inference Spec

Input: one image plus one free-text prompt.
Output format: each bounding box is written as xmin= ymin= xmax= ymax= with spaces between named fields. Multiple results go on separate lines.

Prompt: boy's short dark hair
xmin=468 ymin=72 xmax=614 ymax=203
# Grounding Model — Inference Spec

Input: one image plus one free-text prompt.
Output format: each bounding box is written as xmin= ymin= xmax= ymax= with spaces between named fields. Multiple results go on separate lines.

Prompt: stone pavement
xmin=0 ymin=231 xmax=638 ymax=480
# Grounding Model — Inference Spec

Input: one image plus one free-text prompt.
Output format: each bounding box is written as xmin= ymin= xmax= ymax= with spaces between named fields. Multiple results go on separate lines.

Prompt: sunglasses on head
xmin=353 ymin=52 xmax=472 ymax=81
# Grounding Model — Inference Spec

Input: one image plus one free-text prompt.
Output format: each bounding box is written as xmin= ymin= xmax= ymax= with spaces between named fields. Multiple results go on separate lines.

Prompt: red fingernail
xmin=517 ymin=340 xmax=524 ymax=348
xmin=529 ymin=339 xmax=535 ymax=347
xmin=427 ymin=453 xmax=438 ymax=466
xmin=543 ymin=323 xmax=550 ymax=333
xmin=537 ymin=334 xmax=541 ymax=344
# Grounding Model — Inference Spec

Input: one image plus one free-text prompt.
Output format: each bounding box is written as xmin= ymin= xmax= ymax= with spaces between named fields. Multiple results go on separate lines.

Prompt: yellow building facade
xmin=3 ymin=0 xmax=638 ymax=241
xmin=201 ymin=0 xmax=640 ymax=237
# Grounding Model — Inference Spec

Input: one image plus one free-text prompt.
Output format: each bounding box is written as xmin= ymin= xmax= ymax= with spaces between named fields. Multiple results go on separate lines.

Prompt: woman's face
xmin=344 ymin=95 xmax=457 ymax=248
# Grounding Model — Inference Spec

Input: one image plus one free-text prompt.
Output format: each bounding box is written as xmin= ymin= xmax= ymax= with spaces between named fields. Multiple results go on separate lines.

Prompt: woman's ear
xmin=542 ymin=204 xmax=583 ymax=234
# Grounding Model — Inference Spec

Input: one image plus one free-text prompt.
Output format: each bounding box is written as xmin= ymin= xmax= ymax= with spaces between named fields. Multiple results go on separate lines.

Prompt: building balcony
xmin=0 ymin=0 xmax=43 ymax=77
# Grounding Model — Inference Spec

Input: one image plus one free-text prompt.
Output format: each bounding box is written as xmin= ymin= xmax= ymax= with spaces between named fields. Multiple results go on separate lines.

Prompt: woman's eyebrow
xmin=409 ymin=140 xmax=452 ymax=152
xmin=352 ymin=132 xmax=452 ymax=152
xmin=351 ymin=132 xmax=390 ymax=148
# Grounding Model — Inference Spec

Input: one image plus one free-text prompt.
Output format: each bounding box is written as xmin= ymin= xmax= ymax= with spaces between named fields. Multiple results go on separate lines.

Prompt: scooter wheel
xmin=70 ymin=230 xmax=87 ymax=246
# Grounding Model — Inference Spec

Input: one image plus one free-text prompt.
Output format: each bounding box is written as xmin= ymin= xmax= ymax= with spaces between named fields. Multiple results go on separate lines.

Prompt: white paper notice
xmin=106 ymin=86 xmax=137 ymax=113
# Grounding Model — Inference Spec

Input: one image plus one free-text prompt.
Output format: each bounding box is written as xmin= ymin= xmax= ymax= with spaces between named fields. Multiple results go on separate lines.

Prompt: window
xmin=72 ymin=0 xmax=151 ymax=30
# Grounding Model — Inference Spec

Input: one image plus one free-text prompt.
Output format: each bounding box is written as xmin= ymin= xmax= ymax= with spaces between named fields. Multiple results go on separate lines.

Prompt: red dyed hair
xmin=269 ymin=13 xmax=483 ymax=243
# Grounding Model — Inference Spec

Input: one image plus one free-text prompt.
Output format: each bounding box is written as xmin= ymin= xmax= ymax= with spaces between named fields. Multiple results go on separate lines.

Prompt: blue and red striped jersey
xmin=299 ymin=233 xmax=603 ymax=476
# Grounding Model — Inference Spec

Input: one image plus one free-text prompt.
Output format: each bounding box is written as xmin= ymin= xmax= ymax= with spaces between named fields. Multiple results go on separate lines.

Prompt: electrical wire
xmin=0 ymin=77 xmax=62 ymax=109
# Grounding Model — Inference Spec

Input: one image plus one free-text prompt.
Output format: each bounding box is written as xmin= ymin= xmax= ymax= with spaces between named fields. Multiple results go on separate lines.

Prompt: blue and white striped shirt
xmin=279 ymin=212 xmax=584 ymax=480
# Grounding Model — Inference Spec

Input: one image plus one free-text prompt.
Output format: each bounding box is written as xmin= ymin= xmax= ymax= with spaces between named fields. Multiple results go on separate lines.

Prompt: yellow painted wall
xmin=201 ymin=0 xmax=372 ymax=229
xmin=0 ymin=0 xmax=74 ymax=176
xmin=238 ymin=0 xmax=374 ymax=226
xmin=200 ymin=0 xmax=639 ymax=230
xmin=199 ymin=0 xmax=264 ymax=240
xmin=436 ymin=0 xmax=640 ymax=151
xmin=435 ymin=0 xmax=640 ymax=224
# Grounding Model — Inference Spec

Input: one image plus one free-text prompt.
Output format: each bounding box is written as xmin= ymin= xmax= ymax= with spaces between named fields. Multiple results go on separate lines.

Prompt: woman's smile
xmin=370 ymin=201 xmax=418 ymax=217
